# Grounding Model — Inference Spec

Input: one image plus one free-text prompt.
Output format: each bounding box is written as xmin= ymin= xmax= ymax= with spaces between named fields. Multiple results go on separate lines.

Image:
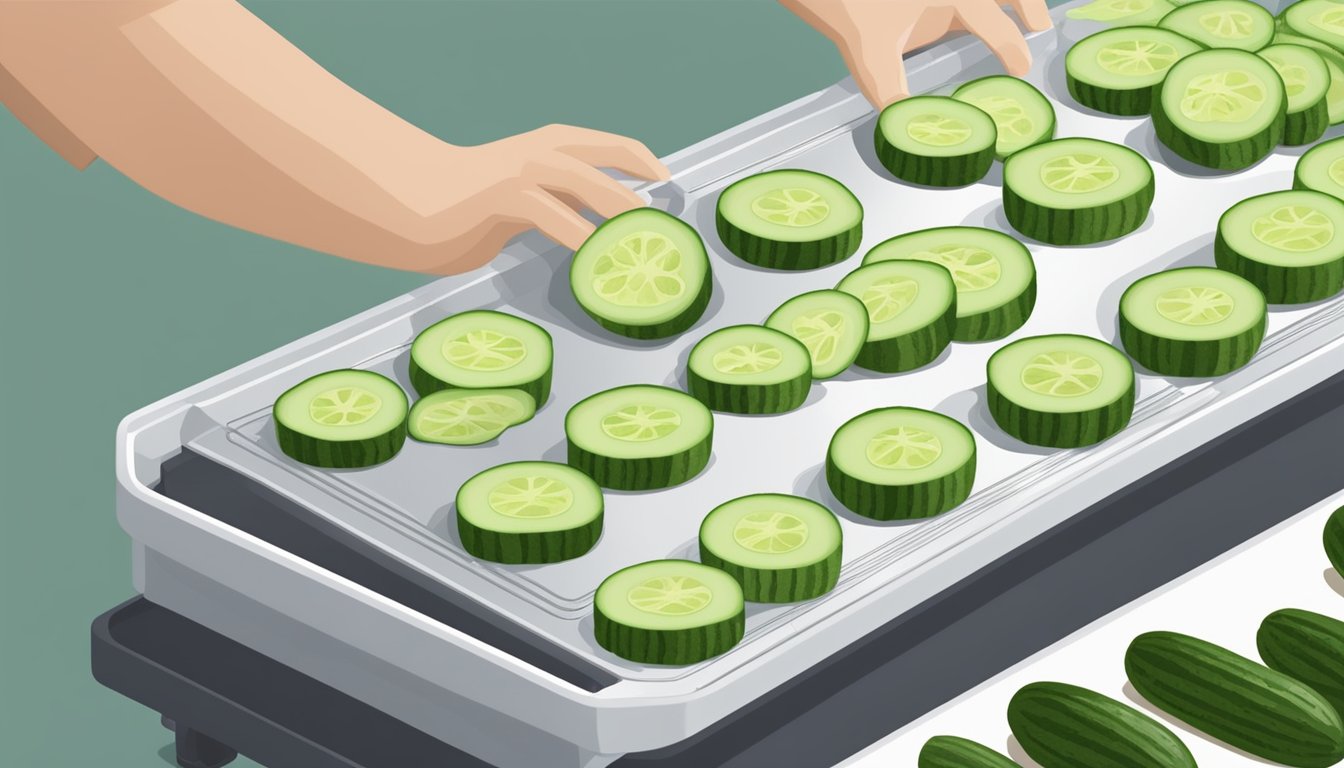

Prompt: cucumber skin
xmin=1126 ymin=631 xmax=1344 ymax=768
xmin=1068 ymin=76 xmax=1158 ymax=117
xmin=826 ymin=448 xmax=975 ymax=521
xmin=960 ymin=275 xmax=1037 ymax=343
xmin=699 ymin=544 xmax=840 ymax=603
xmin=853 ymin=299 xmax=956 ymax=373
xmin=594 ymin=603 xmax=744 ymax=665
xmin=457 ymin=513 xmax=601 ymax=565
xmin=686 ymin=369 xmax=811 ymax=415
xmin=1119 ymin=311 xmax=1265 ymax=377
xmin=1008 ymin=682 xmax=1197 ymax=768
xmin=1326 ymin=506 xmax=1344 ymax=580
xmin=918 ymin=735 xmax=1019 ymax=768
xmin=873 ymin=126 xmax=995 ymax=187
xmin=410 ymin=357 xmax=552 ymax=405
xmin=1285 ymin=98 xmax=1331 ymax=147
xmin=1152 ymin=97 xmax=1285 ymax=170
xmin=1214 ymin=231 xmax=1344 ymax=304
xmin=987 ymin=380 xmax=1135 ymax=448
xmin=567 ymin=434 xmax=712 ymax=492
xmin=579 ymin=275 xmax=713 ymax=341
xmin=716 ymin=212 xmax=862 ymax=271
xmin=276 ymin=421 xmax=407 ymax=469
xmin=1003 ymin=177 xmax=1155 ymax=246
xmin=1258 ymin=608 xmax=1344 ymax=719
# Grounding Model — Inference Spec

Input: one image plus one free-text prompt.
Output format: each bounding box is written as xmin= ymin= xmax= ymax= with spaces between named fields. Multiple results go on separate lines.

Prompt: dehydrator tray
xmin=114 ymin=2 xmax=1344 ymax=765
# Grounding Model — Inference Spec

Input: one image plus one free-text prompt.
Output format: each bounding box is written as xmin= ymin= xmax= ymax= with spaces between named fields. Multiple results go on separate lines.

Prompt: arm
xmin=0 ymin=0 xmax=667 ymax=274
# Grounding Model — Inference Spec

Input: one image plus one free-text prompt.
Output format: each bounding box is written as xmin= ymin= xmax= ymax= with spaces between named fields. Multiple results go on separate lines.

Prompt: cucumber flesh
xmin=698 ymin=494 xmax=842 ymax=603
xmin=410 ymin=310 xmax=553 ymax=404
xmin=1283 ymin=0 xmax=1344 ymax=54
xmin=918 ymin=736 xmax=1019 ymax=768
xmin=1215 ymin=189 xmax=1344 ymax=303
xmin=1066 ymin=0 xmax=1178 ymax=26
xmin=836 ymin=261 xmax=956 ymax=373
xmin=863 ymin=226 xmax=1036 ymax=342
xmin=987 ymin=334 xmax=1135 ymax=448
xmin=1009 ymin=682 xmax=1197 ymax=768
xmin=456 ymin=461 xmax=603 ymax=564
xmin=594 ymin=560 xmax=745 ymax=665
xmin=571 ymin=208 xmax=711 ymax=339
xmin=566 ymin=385 xmax=713 ymax=491
xmin=1003 ymin=137 xmax=1155 ymax=245
xmin=1154 ymin=48 xmax=1286 ymax=169
xmin=686 ymin=325 xmax=812 ymax=414
xmin=952 ymin=76 xmax=1057 ymax=159
xmin=1157 ymin=0 xmax=1276 ymax=51
xmin=274 ymin=369 xmax=408 ymax=468
xmin=1119 ymin=266 xmax=1266 ymax=377
xmin=407 ymin=388 xmax=535 ymax=446
xmin=1259 ymin=44 xmax=1331 ymax=145
xmin=874 ymin=96 xmax=997 ymax=186
xmin=1273 ymin=31 xmax=1344 ymax=125
xmin=1294 ymin=136 xmax=1344 ymax=199
xmin=715 ymin=170 xmax=863 ymax=270
xmin=765 ymin=289 xmax=869 ymax=379
xmin=1066 ymin=26 xmax=1206 ymax=116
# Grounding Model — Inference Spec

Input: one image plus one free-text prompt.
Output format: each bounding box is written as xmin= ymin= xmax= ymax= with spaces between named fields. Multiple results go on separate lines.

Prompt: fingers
xmin=513 ymin=188 xmax=596 ymax=251
xmin=531 ymin=156 xmax=645 ymax=219
xmin=534 ymin=124 xmax=670 ymax=181
xmin=837 ymin=31 xmax=912 ymax=110
xmin=1005 ymin=0 xmax=1053 ymax=33
xmin=959 ymin=0 xmax=1032 ymax=77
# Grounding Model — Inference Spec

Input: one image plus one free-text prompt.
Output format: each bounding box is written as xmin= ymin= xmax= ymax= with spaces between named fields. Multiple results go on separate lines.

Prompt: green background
xmin=0 ymin=2 xmax=1053 ymax=765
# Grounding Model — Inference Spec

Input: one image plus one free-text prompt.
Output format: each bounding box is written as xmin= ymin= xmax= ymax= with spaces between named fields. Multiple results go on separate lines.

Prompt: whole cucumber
xmin=918 ymin=735 xmax=1019 ymax=768
xmin=1258 ymin=608 xmax=1344 ymax=718
xmin=1007 ymin=681 xmax=1195 ymax=768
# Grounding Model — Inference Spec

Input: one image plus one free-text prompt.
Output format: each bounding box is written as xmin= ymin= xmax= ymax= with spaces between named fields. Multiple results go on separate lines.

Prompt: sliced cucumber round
xmin=1272 ymin=31 xmax=1344 ymax=125
xmin=594 ymin=559 xmax=745 ymax=665
xmin=274 ymin=369 xmax=408 ymax=468
xmin=988 ymin=335 xmax=1135 ymax=448
xmin=715 ymin=170 xmax=863 ymax=270
xmin=836 ymin=261 xmax=957 ymax=373
xmin=1066 ymin=26 xmax=1205 ymax=116
xmin=826 ymin=407 xmax=976 ymax=521
xmin=874 ymin=96 xmax=997 ymax=186
xmin=686 ymin=325 xmax=812 ymax=414
xmin=1294 ymin=135 xmax=1344 ymax=200
xmin=1259 ymin=44 xmax=1331 ymax=145
xmin=566 ymin=385 xmax=713 ymax=490
xmin=407 ymin=388 xmax=535 ymax=446
xmin=1003 ymin=138 xmax=1155 ymax=245
xmin=1153 ymin=49 xmax=1286 ymax=170
xmin=1283 ymin=0 xmax=1344 ymax=54
xmin=1066 ymin=0 xmax=1178 ymax=26
xmin=764 ymin=290 xmax=870 ymax=379
xmin=410 ymin=310 xmax=553 ymax=404
xmin=1156 ymin=0 xmax=1275 ymax=51
xmin=698 ymin=494 xmax=842 ymax=603
xmin=863 ymin=226 xmax=1036 ymax=342
xmin=456 ymin=461 xmax=603 ymax=564
xmin=1119 ymin=267 xmax=1267 ymax=376
xmin=1215 ymin=190 xmax=1344 ymax=303
xmin=571 ymin=208 xmax=711 ymax=340
xmin=952 ymin=76 xmax=1057 ymax=159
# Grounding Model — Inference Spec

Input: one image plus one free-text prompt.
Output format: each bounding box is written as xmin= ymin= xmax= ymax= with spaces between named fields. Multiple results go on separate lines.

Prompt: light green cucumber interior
xmin=1221 ymin=190 xmax=1344 ymax=268
xmin=1272 ymin=31 xmax=1344 ymax=123
xmin=1066 ymin=0 xmax=1177 ymax=25
xmin=952 ymin=76 xmax=1055 ymax=157
xmin=765 ymin=290 xmax=869 ymax=379
xmin=1297 ymin=137 xmax=1344 ymax=198
xmin=566 ymin=385 xmax=712 ymax=460
xmin=1259 ymin=44 xmax=1330 ymax=115
xmin=595 ymin=560 xmax=742 ymax=631
xmin=275 ymin=370 xmax=408 ymax=441
xmin=571 ymin=208 xmax=708 ymax=326
xmin=700 ymin=494 xmax=841 ymax=570
xmin=1285 ymin=0 xmax=1344 ymax=52
xmin=717 ymin=169 xmax=862 ymax=244
xmin=408 ymin=388 xmax=535 ymax=443
xmin=1122 ymin=267 xmax=1265 ymax=341
xmin=836 ymin=261 xmax=956 ymax=342
xmin=411 ymin=310 xmax=552 ymax=390
xmin=1067 ymin=27 xmax=1205 ymax=92
xmin=829 ymin=407 xmax=975 ymax=487
xmin=1157 ymin=0 xmax=1276 ymax=51
xmin=457 ymin=461 xmax=602 ymax=534
xmin=1004 ymin=138 xmax=1153 ymax=210
xmin=877 ymin=96 xmax=998 ymax=158
xmin=989 ymin=335 xmax=1133 ymax=414
xmin=1159 ymin=49 xmax=1285 ymax=142
xmin=863 ymin=227 xmax=1034 ymax=320
xmin=688 ymin=325 xmax=811 ymax=385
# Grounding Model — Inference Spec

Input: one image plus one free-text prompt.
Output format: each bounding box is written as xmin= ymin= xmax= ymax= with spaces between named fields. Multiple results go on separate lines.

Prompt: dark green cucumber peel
xmin=275 ymin=420 xmax=407 ymax=469
xmin=1008 ymin=682 xmax=1196 ymax=768
xmin=1258 ymin=608 xmax=1344 ymax=719
xmin=567 ymin=438 xmax=711 ymax=492
xmin=1126 ymin=631 xmax=1344 ymax=768
xmin=918 ymin=735 xmax=1019 ymax=768
xmin=458 ymin=515 xmax=601 ymax=565
xmin=594 ymin=610 xmax=744 ymax=666
xmin=716 ymin=219 xmax=861 ymax=272
xmin=1120 ymin=311 xmax=1265 ymax=377
xmin=854 ymin=302 xmax=955 ymax=373
xmin=586 ymin=277 xmax=713 ymax=341
xmin=685 ymin=325 xmax=812 ymax=415
xmin=1326 ymin=505 xmax=1344 ymax=579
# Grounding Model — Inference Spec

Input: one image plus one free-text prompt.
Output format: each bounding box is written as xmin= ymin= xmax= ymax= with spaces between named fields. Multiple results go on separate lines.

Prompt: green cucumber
xmin=1258 ymin=608 xmax=1344 ymax=718
xmin=407 ymin=388 xmax=535 ymax=445
xmin=566 ymin=385 xmax=712 ymax=491
xmin=1157 ymin=0 xmax=1276 ymax=51
xmin=826 ymin=407 xmax=976 ymax=521
xmin=1283 ymin=0 xmax=1344 ymax=55
xmin=1153 ymin=48 xmax=1287 ymax=170
xmin=1214 ymin=190 xmax=1344 ymax=303
xmin=1003 ymin=138 xmax=1155 ymax=245
xmin=952 ymin=76 xmax=1056 ymax=159
xmin=987 ymin=334 xmax=1135 ymax=448
xmin=918 ymin=735 xmax=1019 ymax=768
xmin=1066 ymin=0 xmax=1178 ymax=26
xmin=410 ymin=310 xmax=553 ymax=403
xmin=1273 ymin=31 xmax=1344 ymax=125
xmin=698 ymin=494 xmax=842 ymax=603
xmin=1326 ymin=505 xmax=1344 ymax=580
xmin=874 ymin=96 xmax=997 ymax=186
xmin=765 ymin=290 xmax=869 ymax=379
xmin=455 ymin=461 xmax=602 ymax=564
xmin=1066 ymin=26 xmax=1205 ymax=116
xmin=836 ymin=261 xmax=956 ymax=373
xmin=1008 ymin=681 xmax=1197 ymax=768
xmin=1127 ymin=630 xmax=1344 ymax=768
xmin=863 ymin=226 xmax=1036 ymax=342
xmin=1119 ymin=266 xmax=1267 ymax=377
xmin=1260 ymin=44 xmax=1331 ymax=145
xmin=594 ymin=559 xmax=744 ymax=665
xmin=715 ymin=170 xmax=863 ymax=270
xmin=274 ymin=369 xmax=408 ymax=468
xmin=1295 ymin=136 xmax=1344 ymax=199
xmin=686 ymin=325 xmax=812 ymax=414
xmin=571 ymin=208 xmax=711 ymax=339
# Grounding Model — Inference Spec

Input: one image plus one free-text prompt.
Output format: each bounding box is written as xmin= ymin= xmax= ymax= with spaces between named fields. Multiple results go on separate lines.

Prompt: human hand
xmin=781 ymin=0 xmax=1053 ymax=109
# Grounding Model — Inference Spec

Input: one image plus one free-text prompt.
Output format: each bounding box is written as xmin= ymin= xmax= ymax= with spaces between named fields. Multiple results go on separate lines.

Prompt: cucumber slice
xmin=566 ymin=385 xmax=713 ymax=490
xmin=836 ymin=261 xmax=957 ymax=373
xmin=1273 ymin=31 xmax=1344 ymax=125
xmin=863 ymin=226 xmax=1037 ymax=342
xmin=274 ymin=369 xmax=408 ymax=468
xmin=571 ymin=208 xmax=711 ymax=339
xmin=1003 ymin=138 xmax=1155 ymax=245
xmin=1215 ymin=190 xmax=1344 ymax=303
xmin=1157 ymin=0 xmax=1276 ymax=51
xmin=1119 ymin=267 xmax=1267 ymax=376
xmin=874 ymin=96 xmax=997 ymax=187
xmin=593 ymin=560 xmax=745 ymax=665
xmin=410 ymin=310 xmax=553 ymax=404
xmin=826 ymin=407 xmax=976 ymax=521
xmin=1296 ymin=137 xmax=1344 ymax=200
xmin=1259 ymin=44 xmax=1331 ymax=145
xmin=1153 ymin=48 xmax=1287 ymax=169
xmin=987 ymin=335 xmax=1136 ymax=448
xmin=952 ymin=76 xmax=1057 ymax=159
xmin=1066 ymin=27 xmax=1205 ymax=116
xmin=698 ymin=494 xmax=842 ymax=603
xmin=686 ymin=325 xmax=812 ymax=414
xmin=764 ymin=290 xmax=870 ymax=379
xmin=1067 ymin=0 xmax=1178 ymax=26
xmin=1282 ymin=0 xmax=1344 ymax=54
xmin=715 ymin=170 xmax=863 ymax=270
xmin=455 ymin=461 xmax=602 ymax=564
xmin=407 ymin=388 xmax=535 ymax=446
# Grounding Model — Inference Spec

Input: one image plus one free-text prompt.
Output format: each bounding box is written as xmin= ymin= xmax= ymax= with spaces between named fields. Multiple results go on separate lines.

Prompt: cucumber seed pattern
xmin=732 ymin=511 xmax=808 ymax=554
xmin=444 ymin=329 xmax=527 ymax=372
xmin=591 ymin=232 xmax=687 ymax=307
xmin=1097 ymin=40 xmax=1181 ymax=76
xmin=861 ymin=277 xmax=920 ymax=323
xmin=963 ymin=96 xmax=1034 ymax=140
xmin=1156 ymin=286 xmax=1235 ymax=325
xmin=1040 ymin=154 xmax=1120 ymax=193
xmin=866 ymin=426 xmax=943 ymax=469
xmin=909 ymin=244 xmax=1002 ymax=291
xmin=1199 ymin=9 xmax=1255 ymax=40
xmin=600 ymin=405 xmax=682 ymax=442
xmin=413 ymin=394 xmax=529 ymax=441
xmin=1180 ymin=70 xmax=1266 ymax=122
xmin=1021 ymin=352 xmax=1105 ymax=397
xmin=487 ymin=476 xmax=574 ymax=519
xmin=309 ymin=387 xmax=382 ymax=425
xmin=627 ymin=576 xmax=712 ymax=616
xmin=791 ymin=310 xmax=847 ymax=367
xmin=712 ymin=343 xmax=783 ymax=374
xmin=750 ymin=188 xmax=831 ymax=227
xmin=1252 ymin=206 xmax=1336 ymax=251
xmin=906 ymin=114 xmax=973 ymax=147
